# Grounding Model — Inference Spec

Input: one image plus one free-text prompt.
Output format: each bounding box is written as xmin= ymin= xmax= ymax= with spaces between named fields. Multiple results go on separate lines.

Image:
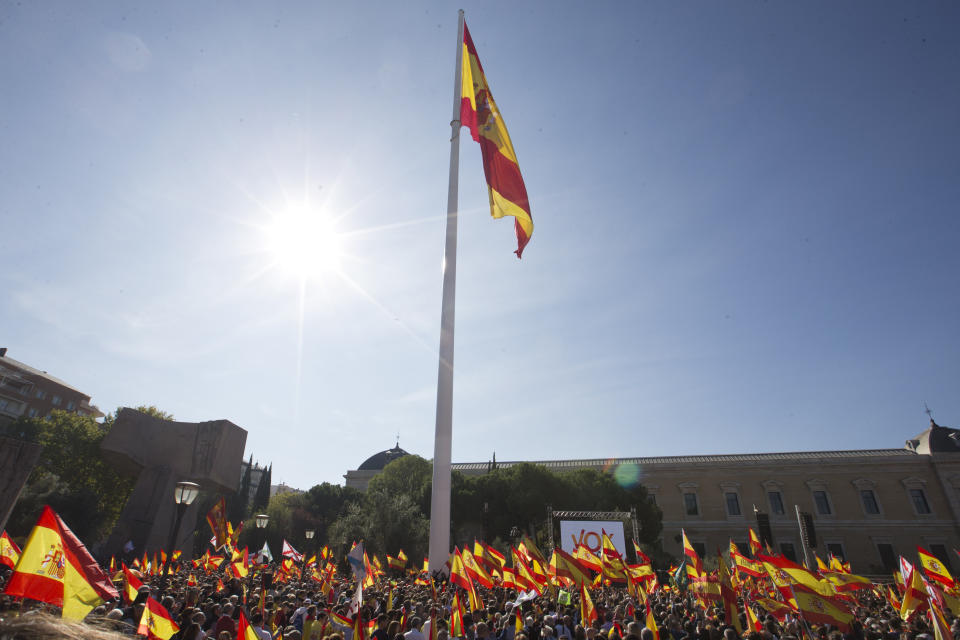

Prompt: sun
xmin=264 ymin=203 xmax=343 ymax=278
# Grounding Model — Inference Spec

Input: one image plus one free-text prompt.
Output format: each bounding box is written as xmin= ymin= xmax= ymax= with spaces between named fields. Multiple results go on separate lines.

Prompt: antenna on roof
xmin=396 ymin=432 xmax=400 ymax=448
xmin=924 ymin=402 xmax=938 ymax=427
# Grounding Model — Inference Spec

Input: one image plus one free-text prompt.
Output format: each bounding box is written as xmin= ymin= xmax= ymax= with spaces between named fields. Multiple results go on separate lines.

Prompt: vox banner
xmin=559 ymin=520 xmax=626 ymax=557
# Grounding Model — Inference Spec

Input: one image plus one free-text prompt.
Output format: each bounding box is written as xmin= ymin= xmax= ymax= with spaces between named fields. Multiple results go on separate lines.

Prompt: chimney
xmin=0 ymin=348 xmax=6 ymax=358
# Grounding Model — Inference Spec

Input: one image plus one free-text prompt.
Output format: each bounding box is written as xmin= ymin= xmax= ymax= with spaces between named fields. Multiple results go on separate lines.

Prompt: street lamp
xmin=165 ymin=481 xmax=200 ymax=578
xmin=303 ymin=529 xmax=315 ymax=575
xmin=254 ymin=514 xmax=269 ymax=563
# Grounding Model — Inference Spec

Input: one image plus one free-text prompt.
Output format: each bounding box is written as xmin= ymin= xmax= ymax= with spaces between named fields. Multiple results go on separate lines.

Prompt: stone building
xmin=0 ymin=348 xmax=103 ymax=425
xmin=344 ymin=420 xmax=960 ymax=574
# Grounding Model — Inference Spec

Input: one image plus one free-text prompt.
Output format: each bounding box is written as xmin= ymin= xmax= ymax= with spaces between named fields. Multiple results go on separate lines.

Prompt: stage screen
xmin=559 ymin=520 xmax=626 ymax=558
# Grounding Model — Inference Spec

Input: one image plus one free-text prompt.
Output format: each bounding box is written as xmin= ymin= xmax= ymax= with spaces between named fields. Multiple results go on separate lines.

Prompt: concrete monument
xmin=101 ymin=408 xmax=247 ymax=559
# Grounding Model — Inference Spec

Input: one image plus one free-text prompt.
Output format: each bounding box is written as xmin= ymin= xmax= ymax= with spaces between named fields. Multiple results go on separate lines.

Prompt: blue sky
xmin=2 ymin=2 xmax=958 ymax=490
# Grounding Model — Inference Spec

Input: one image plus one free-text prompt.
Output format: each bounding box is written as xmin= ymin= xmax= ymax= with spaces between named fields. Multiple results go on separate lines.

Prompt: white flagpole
xmin=428 ymin=8 xmax=465 ymax=574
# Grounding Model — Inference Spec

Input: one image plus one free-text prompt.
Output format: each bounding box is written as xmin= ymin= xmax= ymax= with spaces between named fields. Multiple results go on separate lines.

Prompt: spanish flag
xmin=237 ymin=609 xmax=261 ymax=640
xmin=138 ymin=596 xmax=180 ymax=640
xmin=460 ymin=22 xmax=533 ymax=258
xmin=0 ymin=530 xmax=21 ymax=569
xmin=122 ymin=562 xmax=144 ymax=603
xmin=918 ymin=546 xmax=955 ymax=589
xmin=3 ymin=505 xmax=118 ymax=620
xmin=580 ymin=582 xmax=598 ymax=625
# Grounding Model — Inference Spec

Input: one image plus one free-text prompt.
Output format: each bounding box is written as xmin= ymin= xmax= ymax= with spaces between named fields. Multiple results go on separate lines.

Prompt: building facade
xmin=0 ymin=348 xmax=103 ymax=426
xmin=344 ymin=421 xmax=960 ymax=574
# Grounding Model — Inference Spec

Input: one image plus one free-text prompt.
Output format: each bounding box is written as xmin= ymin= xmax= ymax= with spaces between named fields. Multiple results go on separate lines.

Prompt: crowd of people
xmin=0 ymin=554 xmax=953 ymax=640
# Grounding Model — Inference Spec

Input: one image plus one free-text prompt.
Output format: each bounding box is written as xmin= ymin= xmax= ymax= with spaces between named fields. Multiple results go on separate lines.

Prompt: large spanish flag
xmin=460 ymin=22 xmax=533 ymax=258
xmin=3 ymin=505 xmax=118 ymax=620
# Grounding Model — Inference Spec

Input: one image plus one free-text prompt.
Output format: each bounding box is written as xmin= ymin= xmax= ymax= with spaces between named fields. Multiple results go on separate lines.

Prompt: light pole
xmin=164 ymin=481 xmax=200 ymax=579
xmin=255 ymin=514 xmax=269 ymax=563
xmin=303 ymin=529 xmax=315 ymax=579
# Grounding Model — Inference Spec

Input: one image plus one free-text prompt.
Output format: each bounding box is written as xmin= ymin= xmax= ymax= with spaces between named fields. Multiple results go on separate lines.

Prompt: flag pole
xmin=429 ymin=8 xmax=465 ymax=575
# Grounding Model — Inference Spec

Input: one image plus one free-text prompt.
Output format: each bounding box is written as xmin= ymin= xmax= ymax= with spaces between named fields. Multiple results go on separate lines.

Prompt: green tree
xmin=2 ymin=411 xmax=137 ymax=542
xmin=365 ymin=455 xmax=432 ymax=513
xmin=251 ymin=463 xmax=272 ymax=512
xmin=327 ymin=487 xmax=429 ymax=561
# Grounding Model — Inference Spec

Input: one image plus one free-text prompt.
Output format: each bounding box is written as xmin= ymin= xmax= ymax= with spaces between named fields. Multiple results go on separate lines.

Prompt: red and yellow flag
xmin=0 ymin=530 xmax=21 ymax=569
xmin=3 ymin=505 xmax=118 ymax=620
xmin=450 ymin=591 xmax=466 ymax=637
xmin=552 ymin=548 xmax=592 ymax=589
xmin=793 ymin=590 xmax=854 ymax=631
xmin=460 ymin=21 xmax=533 ymax=258
xmin=580 ymin=582 xmax=598 ymax=625
xmin=122 ymin=562 xmax=144 ymax=603
xmin=919 ymin=547 xmax=955 ymax=589
xmin=461 ymin=546 xmax=494 ymax=589
xmin=748 ymin=529 xmax=763 ymax=556
xmin=206 ymin=496 xmax=229 ymax=549
xmin=682 ymin=530 xmax=703 ymax=575
xmin=237 ymin=609 xmax=261 ymax=640
xmin=138 ymin=596 xmax=179 ymax=640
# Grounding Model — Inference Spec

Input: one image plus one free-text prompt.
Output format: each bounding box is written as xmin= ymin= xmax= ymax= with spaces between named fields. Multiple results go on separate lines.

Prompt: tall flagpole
xmin=428 ymin=8 xmax=464 ymax=574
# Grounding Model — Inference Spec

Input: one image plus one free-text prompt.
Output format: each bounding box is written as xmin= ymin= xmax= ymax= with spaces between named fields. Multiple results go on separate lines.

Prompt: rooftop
xmin=451 ymin=447 xmax=917 ymax=472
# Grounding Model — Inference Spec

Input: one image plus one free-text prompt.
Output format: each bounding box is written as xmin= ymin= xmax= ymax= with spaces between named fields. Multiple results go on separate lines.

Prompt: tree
xmin=327 ymin=487 xmax=429 ymax=561
xmin=366 ymin=455 xmax=432 ymax=514
xmin=251 ymin=463 xmax=272 ymax=512
xmin=2 ymin=411 xmax=137 ymax=542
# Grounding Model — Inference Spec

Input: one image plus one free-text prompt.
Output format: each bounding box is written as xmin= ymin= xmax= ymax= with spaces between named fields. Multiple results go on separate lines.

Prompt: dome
xmin=357 ymin=444 xmax=410 ymax=471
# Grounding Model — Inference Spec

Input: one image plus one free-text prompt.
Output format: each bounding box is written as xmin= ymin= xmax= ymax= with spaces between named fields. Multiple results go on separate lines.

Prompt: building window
xmin=648 ymin=494 xmax=657 ymax=507
xmin=860 ymin=489 xmax=881 ymax=515
xmin=66 ymin=400 xmax=76 ymax=410
xmin=28 ymin=408 xmax=39 ymax=417
xmin=813 ymin=490 xmax=832 ymax=515
xmin=910 ymin=489 xmax=932 ymax=515
xmin=877 ymin=543 xmax=897 ymax=571
xmin=52 ymin=395 xmax=61 ymax=406
xmin=929 ymin=544 xmax=954 ymax=574
xmin=35 ymin=389 xmax=46 ymax=399
xmin=684 ymin=492 xmax=699 ymax=516
xmin=780 ymin=542 xmax=797 ymax=562
xmin=0 ymin=398 xmax=8 ymax=411
xmin=768 ymin=491 xmax=785 ymax=515
xmin=725 ymin=492 xmax=742 ymax=516
xmin=691 ymin=542 xmax=706 ymax=559
xmin=826 ymin=542 xmax=845 ymax=561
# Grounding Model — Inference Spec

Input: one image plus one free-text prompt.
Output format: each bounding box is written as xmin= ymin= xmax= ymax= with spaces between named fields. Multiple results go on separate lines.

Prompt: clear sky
xmin=2 ymin=2 xmax=958 ymax=491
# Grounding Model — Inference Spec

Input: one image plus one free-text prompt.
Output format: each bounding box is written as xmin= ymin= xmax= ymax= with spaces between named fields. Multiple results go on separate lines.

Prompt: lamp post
xmin=303 ymin=529 xmax=315 ymax=577
xmin=164 ymin=481 xmax=200 ymax=579
xmin=255 ymin=514 xmax=269 ymax=563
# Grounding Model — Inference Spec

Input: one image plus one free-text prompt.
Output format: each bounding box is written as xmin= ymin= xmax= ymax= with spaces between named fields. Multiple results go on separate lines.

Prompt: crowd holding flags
xmin=3 ymin=504 xmax=960 ymax=640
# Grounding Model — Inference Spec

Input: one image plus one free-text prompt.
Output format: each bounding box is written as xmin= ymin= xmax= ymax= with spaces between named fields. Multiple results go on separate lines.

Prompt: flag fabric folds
xmin=138 ymin=596 xmax=179 ymax=640
xmin=238 ymin=609 xmax=261 ymax=640
xmin=3 ymin=505 xmax=118 ymax=620
xmin=282 ymin=540 xmax=304 ymax=563
xmin=0 ymin=530 xmax=21 ymax=569
xmin=459 ymin=21 xmax=533 ymax=258
xmin=122 ymin=562 xmax=144 ymax=603
xmin=918 ymin=547 xmax=955 ymax=589
xmin=206 ymin=497 xmax=229 ymax=549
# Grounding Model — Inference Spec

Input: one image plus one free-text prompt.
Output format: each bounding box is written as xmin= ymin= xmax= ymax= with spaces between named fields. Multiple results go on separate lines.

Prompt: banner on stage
xmin=559 ymin=520 xmax=626 ymax=557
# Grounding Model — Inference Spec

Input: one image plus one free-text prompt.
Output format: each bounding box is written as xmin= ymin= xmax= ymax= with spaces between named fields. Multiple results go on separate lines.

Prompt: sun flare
xmin=264 ymin=204 xmax=343 ymax=278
